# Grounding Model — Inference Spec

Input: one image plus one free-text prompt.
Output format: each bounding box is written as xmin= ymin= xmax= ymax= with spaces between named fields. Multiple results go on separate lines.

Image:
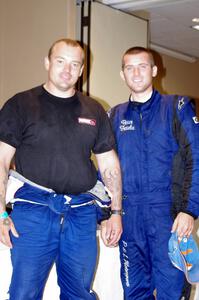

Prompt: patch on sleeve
xmin=178 ymin=97 xmax=185 ymax=110
xmin=193 ymin=116 xmax=199 ymax=124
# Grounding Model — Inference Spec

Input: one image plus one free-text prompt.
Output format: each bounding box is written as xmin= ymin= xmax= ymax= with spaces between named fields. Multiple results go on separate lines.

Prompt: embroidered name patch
xmin=78 ymin=117 xmax=96 ymax=126
xmin=120 ymin=120 xmax=135 ymax=131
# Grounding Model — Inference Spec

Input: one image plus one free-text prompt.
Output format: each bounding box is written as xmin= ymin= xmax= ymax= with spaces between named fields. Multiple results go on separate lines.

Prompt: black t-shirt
xmin=0 ymin=85 xmax=115 ymax=194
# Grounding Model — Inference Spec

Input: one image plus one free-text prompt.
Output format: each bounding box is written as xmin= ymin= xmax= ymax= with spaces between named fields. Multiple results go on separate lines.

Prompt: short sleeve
xmin=92 ymin=104 xmax=116 ymax=154
xmin=0 ymin=96 xmax=23 ymax=148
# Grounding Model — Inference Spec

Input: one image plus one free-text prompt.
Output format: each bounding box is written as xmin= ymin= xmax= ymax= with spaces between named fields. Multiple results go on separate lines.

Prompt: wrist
xmin=0 ymin=211 xmax=9 ymax=219
xmin=111 ymin=209 xmax=123 ymax=216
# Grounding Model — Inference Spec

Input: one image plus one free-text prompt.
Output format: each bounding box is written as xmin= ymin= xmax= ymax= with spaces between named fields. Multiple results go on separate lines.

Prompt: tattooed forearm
xmin=96 ymin=150 xmax=122 ymax=210
xmin=0 ymin=194 xmax=5 ymax=206
xmin=0 ymin=171 xmax=9 ymax=210
xmin=102 ymin=167 xmax=122 ymax=210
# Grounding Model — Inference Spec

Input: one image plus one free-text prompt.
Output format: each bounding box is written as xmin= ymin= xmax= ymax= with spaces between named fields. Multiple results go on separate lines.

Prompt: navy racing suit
xmin=109 ymin=90 xmax=199 ymax=299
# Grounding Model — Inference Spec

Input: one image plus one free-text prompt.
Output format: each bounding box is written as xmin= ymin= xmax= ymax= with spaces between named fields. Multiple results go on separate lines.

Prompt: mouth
xmin=133 ymin=79 xmax=142 ymax=84
xmin=133 ymin=77 xmax=142 ymax=82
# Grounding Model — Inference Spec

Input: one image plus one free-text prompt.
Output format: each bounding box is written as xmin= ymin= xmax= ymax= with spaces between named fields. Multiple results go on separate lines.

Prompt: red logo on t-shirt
xmin=78 ymin=118 xmax=96 ymax=126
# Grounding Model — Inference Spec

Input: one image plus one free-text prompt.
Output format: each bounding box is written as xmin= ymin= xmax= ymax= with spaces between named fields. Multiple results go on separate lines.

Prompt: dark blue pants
xmin=119 ymin=196 xmax=185 ymax=300
xmin=9 ymin=202 xmax=97 ymax=300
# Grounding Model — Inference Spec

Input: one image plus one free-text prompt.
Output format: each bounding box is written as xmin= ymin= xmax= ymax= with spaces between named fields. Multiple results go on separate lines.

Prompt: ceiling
xmin=98 ymin=0 xmax=199 ymax=62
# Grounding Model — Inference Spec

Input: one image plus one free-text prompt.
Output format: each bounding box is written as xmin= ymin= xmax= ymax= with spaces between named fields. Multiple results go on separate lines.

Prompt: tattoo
xmin=102 ymin=167 xmax=122 ymax=209
xmin=0 ymin=175 xmax=8 ymax=209
xmin=3 ymin=218 xmax=11 ymax=226
xmin=0 ymin=193 xmax=5 ymax=206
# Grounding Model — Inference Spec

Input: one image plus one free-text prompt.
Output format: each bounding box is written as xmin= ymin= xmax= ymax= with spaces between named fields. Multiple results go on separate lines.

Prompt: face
xmin=120 ymin=52 xmax=157 ymax=97
xmin=44 ymin=42 xmax=84 ymax=96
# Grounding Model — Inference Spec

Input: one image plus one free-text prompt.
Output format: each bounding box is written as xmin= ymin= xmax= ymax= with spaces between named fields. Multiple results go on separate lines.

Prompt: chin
xmin=131 ymin=87 xmax=145 ymax=93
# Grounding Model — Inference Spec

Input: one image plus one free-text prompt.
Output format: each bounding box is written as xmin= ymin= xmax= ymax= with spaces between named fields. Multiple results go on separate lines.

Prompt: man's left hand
xmin=171 ymin=212 xmax=194 ymax=239
xmin=100 ymin=215 xmax=122 ymax=247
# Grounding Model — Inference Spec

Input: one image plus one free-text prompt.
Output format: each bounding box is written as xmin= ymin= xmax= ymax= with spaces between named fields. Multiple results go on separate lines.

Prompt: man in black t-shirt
xmin=0 ymin=38 xmax=122 ymax=300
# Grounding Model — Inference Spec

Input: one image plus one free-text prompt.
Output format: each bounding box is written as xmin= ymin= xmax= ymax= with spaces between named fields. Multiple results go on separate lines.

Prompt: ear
xmin=79 ymin=64 xmax=84 ymax=77
xmin=120 ymin=70 xmax=125 ymax=81
xmin=44 ymin=57 xmax=50 ymax=71
xmin=152 ymin=65 xmax=158 ymax=78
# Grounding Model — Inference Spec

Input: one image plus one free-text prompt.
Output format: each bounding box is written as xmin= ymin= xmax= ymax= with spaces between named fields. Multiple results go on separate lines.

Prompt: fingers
xmin=10 ymin=222 xmax=19 ymax=238
xmin=104 ymin=216 xmax=122 ymax=247
xmin=171 ymin=218 xmax=177 ymax=233
xmin=177 ymin=222 xmax=193 ymax=239
xmin=1 ymin=231 xmax=12 ymax=248
xmin=100 ymin=215 xmax=122 ymax=247
xmin=0 ymin=224 xmax=12 ymax=248
xmin=107 ymin=232 xmax=120 ymax=247
xmin=108 ymin=227 xmax=121 ymax=245
xmin=0 ymin=217 xmax=19 ymax=248
xmin=171 ymin=212 xmax=194 ymax=240
xmin=100 ymin=220 xmax=109 ymax=246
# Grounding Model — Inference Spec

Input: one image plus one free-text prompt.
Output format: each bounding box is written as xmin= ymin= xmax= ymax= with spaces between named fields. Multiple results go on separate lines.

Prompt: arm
xmin=171 ymin=97 xmax=199 ymax=238
xmin=95 ymin=149 xmax=122 ymax=247
xmin=0 ymin=141 xmax=18 ymax=248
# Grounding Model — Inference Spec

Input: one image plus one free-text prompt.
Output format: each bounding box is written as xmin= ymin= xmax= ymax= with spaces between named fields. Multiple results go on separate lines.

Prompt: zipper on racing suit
xmin=60 ymin=214 xmax=65 ymax=231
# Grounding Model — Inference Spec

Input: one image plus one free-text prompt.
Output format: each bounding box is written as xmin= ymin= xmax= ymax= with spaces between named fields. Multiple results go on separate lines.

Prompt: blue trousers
xmin=119 ymin=195 xmax=185 ymax=300
xmin=9 ymin=202 xmax=97 ymax=300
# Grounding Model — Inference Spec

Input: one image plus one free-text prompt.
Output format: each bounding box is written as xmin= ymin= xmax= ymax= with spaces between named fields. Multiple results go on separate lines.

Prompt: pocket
xmin=71 ymin=204 xmax=97 ymax=238
xmin=10 ymin=203 xmax=50 ymax=235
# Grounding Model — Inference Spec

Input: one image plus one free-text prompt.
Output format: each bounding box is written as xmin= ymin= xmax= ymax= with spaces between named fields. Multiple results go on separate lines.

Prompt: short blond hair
xmin=122 ymin=46 xmax=155 ymax=69
xmin=48 ymin=38 xmax=84 ymax=65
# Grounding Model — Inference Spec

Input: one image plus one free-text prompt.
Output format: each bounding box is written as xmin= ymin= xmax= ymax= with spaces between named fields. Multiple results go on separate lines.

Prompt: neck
xmin=43 ymin=83 xmax=76 ymax=98
xmin=131 ymin=90 xmax=153 ymax=103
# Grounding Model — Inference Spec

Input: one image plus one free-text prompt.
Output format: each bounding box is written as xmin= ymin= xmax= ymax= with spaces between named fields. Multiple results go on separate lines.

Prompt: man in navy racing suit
xmin=109 ymin=46 xmax=199 ymax=299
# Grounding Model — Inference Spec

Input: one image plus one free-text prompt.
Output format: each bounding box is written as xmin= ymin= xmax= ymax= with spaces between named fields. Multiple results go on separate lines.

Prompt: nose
xmin=133 ymin=66 xmax=140 ymax=76
xmin=63 ymin=63 xmax=71 ymax=72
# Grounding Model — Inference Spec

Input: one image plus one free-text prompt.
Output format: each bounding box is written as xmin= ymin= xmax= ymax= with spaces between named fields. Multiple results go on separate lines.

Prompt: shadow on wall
xmin=151 ymin=50 xmax=199 ymax=118
xmin=76 ymin=41 xmax=112 ymax=113
xmin=195 ymin=98 xmax=199 ymax=118
xmin=76 ymin=41 xmax=93 ymax=97
xmin=151 ymin=49 xmax=167 ymax=95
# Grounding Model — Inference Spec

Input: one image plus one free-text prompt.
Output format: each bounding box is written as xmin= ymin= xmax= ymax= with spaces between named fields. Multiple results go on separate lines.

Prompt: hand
xmin=0 ymin=217 xmax=19 ymax=248
xmin=171 ymin=212 xmax=194 ymax=239
xmin=100 ymin=214 xmax=122 ymax=247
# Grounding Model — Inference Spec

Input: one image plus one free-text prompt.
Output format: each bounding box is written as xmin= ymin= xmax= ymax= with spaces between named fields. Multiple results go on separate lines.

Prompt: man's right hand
xmin=0 ymin=217 xmax=19 ymax=248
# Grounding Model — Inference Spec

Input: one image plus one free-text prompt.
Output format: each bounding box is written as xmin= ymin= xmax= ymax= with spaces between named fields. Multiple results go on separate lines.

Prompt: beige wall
xmin=0 ymin=0 xmax=76 ymax=107
xmin=90 ymin=2 xmax=148 ymax=110
xmin=154 ymin=53 xmax=199 ymax=98
xmin=2 ymin=1 xmax=197 ymax=112
xmin=0 ymin=0 xmax=148 ymax=110
xmin=153 ymin=53 xmax=199 ymax=116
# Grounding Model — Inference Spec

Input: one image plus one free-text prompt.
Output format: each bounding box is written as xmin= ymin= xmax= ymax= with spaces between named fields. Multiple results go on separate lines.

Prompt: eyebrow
xmin=124 ymin=62 xmax=151 ymax=68
xmin=54 ymin=56 xmax=82 ymax=64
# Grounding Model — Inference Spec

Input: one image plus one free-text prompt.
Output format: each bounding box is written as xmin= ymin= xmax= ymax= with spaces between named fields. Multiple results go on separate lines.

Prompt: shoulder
xmin=76 ymin=91 xmax=101 ymax=106
xmin=163 ymin=94 xmax=197 ymax=126
xmin=161 ymin=94 xmax=191 ymax=107
xmin=160 ymin=94 xmax=193 ymax=116
xmin=108 ymin=101 xmax=129 ymax=118
xmin=166 ymin=94 xmax=194 ymax=116
xmin=76 ymin=91 xmax=108 ymax=117
xmin=3 ymin=85 xmax=42 ymax=107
